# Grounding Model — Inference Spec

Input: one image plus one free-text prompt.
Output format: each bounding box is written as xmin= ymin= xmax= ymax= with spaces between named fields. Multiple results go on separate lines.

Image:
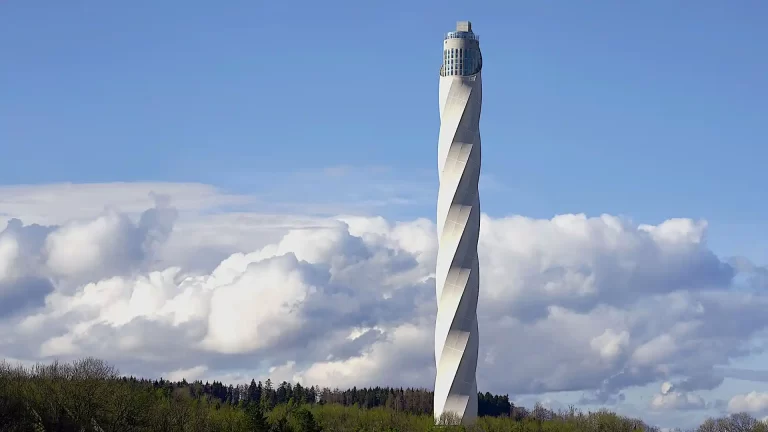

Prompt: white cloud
xmin=2 ymin=182 xmax=768 ymax=427
xmin=0 ymin=235 xmax=19 ymax=282
xmin=45 ymin=210 xmax=137 ymax=278
xmin=0 ymin=183 xmax=251 ymax=226
xmin=166 ymin=365 xmax=208 ymax=382
xmin=591 ymin=329 xmax=630 ymax=361
xmin=728 ymin=392 xmax=768 ymax=414
xmin=650 ymin=381 xmax=707 ymax=411
xmin=202 ymin=254 xmax=316 ymax=354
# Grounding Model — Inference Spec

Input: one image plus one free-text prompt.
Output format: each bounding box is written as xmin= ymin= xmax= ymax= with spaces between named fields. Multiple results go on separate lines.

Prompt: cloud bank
xmin=1 ymin=182 xmax=767 ymax=427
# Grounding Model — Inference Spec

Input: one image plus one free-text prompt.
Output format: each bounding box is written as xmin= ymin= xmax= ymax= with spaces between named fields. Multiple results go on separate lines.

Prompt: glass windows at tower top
xmin=442 ymin=46 xmax=482 ymax=77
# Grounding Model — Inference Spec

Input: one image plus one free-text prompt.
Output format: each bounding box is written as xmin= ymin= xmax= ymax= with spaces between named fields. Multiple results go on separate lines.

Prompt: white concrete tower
xmin=434 ymin=20 xmax=482 ymax=425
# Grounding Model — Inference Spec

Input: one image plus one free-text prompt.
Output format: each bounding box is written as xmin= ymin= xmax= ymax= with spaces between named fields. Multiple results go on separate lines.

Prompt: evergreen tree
xmin=294 ymin=382 xmax=305 ymax=404
xmin=261 ymin=379 xmax=274 ymax=411
xmin=269 ymin=416 xmax=289 ymax=432
xmin=385 ymin=391 xmax=395 ymax=410
xmin=294 ymin=407 xmax=321 ymax=432
xmin=248 ymin=379 xmax=259 ymax=404
xmin=246 ymin=402 xmax=268 ymax=432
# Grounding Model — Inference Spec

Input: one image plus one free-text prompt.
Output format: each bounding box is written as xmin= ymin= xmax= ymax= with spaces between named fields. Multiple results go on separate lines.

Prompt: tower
xmin=434 ymin=21 xmax=482 ymax=425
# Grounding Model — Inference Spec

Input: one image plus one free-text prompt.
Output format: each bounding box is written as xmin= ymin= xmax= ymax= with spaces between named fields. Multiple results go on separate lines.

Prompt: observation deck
xmin=440 ymin=21 xmax=482 ymax=77
xmin=444 ymin=31 xmax=480 ymax=42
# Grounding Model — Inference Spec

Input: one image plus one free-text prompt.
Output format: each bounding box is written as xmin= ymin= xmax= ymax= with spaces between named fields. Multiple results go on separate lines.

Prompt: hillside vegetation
xmin=1 ymin=358 xmax=765 ymax=432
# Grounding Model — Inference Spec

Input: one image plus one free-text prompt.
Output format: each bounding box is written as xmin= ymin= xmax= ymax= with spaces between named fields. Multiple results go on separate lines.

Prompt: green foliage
xmin=293 ymin=407 xmax=321 ymax=432
xmin=246 ymin=402 xmax=270 ymax=431
xmin=2 ymin=358 xmax=768 ymax=432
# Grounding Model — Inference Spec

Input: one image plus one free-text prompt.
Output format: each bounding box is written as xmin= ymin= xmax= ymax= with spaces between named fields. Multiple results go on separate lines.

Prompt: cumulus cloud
xmin=591 ymin=329 xmax=630 ymax=361
xmin=1 ymin=183 xmax=768 ymax=427
xmin=649 ymin=381 xmax=707 ymax=411
xmin=0 ymin=234 xmax=18 ymax=281
xmin=203 ymin=254 xmax=321 ymax=354
xmin=0 ymin=183 xmax=249 ymax=226
xmin=0 ymin=219 xmax=56 ymax=317
xmin=166 ymin=365 xmax=208 ymax=382
xmin=728 ymin=392 xmax=768 ymax=414
xmin=45 ymin=195 xmax=177 ymax=283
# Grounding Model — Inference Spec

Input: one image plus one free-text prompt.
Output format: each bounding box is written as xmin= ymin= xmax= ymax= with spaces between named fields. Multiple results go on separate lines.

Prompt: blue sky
xmin=2 ymin=1 xmax=766 ymax=251
xmin=2 ymin=2 xmax=768 ymax=427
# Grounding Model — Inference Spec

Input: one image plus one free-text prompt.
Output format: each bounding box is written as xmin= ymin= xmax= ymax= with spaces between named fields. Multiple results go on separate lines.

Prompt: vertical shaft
xmin=434 ymin=20 xmax=483 ymax=426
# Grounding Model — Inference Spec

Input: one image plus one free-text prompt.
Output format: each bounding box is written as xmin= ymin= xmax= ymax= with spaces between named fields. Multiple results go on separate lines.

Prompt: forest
xmin=1 ymin=357 xmax=766 ymax=432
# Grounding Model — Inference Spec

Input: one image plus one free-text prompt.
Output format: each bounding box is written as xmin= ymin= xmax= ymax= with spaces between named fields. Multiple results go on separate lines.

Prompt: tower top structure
xmin=445 ymin=20 xmax=479 ymax=42
xmin=441 ymin=20 xmax=482 ymax=77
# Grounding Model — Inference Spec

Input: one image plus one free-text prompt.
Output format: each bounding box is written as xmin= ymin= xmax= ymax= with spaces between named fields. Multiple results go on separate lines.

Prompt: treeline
xmin=2 ymin=357 xmax=768 ymax=432
xmin=163 ymin=375 xmax=512 ymax=418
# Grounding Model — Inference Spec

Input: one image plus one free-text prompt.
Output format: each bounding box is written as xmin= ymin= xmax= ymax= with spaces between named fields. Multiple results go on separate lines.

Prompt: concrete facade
xmin=434 ymin=21 xmax=483 ymax=425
